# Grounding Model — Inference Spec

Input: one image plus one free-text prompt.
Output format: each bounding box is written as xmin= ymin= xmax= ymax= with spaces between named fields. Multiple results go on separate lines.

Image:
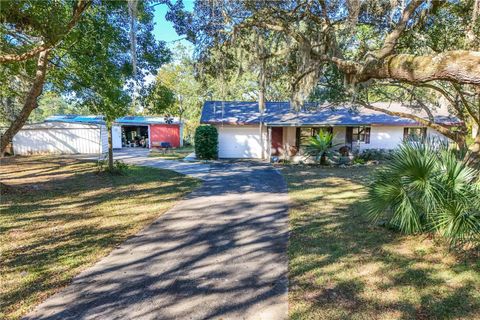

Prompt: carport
xmin=121 ymin=125 xmax=149 ymax=148
xmin=114 ymin=116 xmax=183 ymax=149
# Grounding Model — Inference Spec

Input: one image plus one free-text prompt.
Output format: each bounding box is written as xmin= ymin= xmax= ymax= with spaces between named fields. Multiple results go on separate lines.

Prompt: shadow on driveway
xmin=25 ymin=162 xmax=289 ymax=320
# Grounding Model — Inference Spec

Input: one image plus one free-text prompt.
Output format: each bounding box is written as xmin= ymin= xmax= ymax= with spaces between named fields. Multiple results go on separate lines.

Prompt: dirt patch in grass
xmin=0 ymin=156 xmax=200 ymax=320
xmin=282 ymin=165 xmax=480 ymax=320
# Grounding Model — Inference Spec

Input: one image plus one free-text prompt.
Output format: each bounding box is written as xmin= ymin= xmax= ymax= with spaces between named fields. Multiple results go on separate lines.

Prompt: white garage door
xmin=218 ymin=126 xmax=262 ymax=158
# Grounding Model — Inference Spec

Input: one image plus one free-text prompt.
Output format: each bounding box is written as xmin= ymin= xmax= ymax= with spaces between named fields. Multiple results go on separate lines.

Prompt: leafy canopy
xmin=168 ymin=0 xmax=480 ymax=150
xmin=1 ymin=0 xmax=172 ymax=124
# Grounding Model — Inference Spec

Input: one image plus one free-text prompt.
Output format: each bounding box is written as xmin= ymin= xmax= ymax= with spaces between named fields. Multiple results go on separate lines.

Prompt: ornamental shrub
xmin=304 ymin=131 xmax=335 ymax=165
xmin=367 ymin=141 xmax=480 ymax=250
xmin=194 ymin=125 xmax=218 ymax=160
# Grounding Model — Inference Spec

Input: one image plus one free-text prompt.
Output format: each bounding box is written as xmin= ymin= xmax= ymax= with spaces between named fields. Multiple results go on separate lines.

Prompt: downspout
xmin=179 ymin=122 xmax=184 ymax=147
xmin=221 ymin=101 xmax=224 ymax=127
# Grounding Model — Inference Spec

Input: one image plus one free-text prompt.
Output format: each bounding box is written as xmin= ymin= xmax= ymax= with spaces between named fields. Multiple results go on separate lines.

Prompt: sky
xmin=152 ymin=0 xmax=195 ymax=53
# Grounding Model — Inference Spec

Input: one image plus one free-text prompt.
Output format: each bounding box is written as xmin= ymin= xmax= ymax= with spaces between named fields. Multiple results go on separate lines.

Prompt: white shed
xmin=13 ymin=122 xmax=108 ymax=155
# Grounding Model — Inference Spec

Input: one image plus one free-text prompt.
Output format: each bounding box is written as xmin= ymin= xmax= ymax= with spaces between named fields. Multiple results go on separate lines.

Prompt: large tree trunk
xmin=323 ymin=50 xmax=480 ymax=86
xmin=465 ymin=133 xmax=480 ymax=168
xmin=106 ymin=121 xmax=114 ymax=171
xmin=0 ymin=50 xmax=49 ymax=155
xmin=357 ymin=51 xmax=480 ymax=85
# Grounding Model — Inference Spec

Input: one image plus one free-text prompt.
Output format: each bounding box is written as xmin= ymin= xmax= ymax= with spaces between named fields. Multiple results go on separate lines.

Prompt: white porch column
xmin=267 ymin=126 xmax=272 ymax=162
xmin=147 ymin=125 xmax=151 ymax=149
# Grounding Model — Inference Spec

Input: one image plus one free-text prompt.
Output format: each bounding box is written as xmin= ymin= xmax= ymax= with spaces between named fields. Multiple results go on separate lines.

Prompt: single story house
xmin=12 ymin=115 xmax=183 ymax=155
xmin=200 ymin=101 xmax=462 ymax=159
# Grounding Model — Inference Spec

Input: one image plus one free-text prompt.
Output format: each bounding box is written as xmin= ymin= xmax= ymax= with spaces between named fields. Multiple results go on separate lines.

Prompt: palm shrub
xmin=305 ymin=131 xmax=335 ymax=165
xmin=434 ymin=151 xmax=480 ymax=248
xmin=367 ymin=141 xmax=480 ymax=249
xmin=194 ymin=125 xmax=218 ymax=160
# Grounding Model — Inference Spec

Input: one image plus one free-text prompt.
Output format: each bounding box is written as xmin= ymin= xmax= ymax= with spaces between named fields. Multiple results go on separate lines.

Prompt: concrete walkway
xmin=25 ymin=155 xmax=289 ymax=320
xmin=76 ymin=149 xmax=211 ymax=180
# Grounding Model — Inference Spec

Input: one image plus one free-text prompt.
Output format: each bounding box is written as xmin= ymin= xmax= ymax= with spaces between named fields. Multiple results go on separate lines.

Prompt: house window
xmin=346 ymin=126 xmax=371 ymax=144
xmin=404 ymin=127 xmax=426 ymax=141
xmin=296 ymin=127 xmax=333 ymax=146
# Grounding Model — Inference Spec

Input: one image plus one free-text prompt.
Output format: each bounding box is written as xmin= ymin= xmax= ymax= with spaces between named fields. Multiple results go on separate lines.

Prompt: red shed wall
xmin=150 ymin=124 xmax=181 ymax=148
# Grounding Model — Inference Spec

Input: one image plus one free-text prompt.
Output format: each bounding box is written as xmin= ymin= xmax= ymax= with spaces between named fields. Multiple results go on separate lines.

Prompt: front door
xmin=271 ymin=127 xmax=283 ymax=156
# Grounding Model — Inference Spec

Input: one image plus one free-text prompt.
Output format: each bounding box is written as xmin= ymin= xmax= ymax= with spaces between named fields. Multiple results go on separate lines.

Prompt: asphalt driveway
xmin=25 ymin=159 xmax=289 ymax=320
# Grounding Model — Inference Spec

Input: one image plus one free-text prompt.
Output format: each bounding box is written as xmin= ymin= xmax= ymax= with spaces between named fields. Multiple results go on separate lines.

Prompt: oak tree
xmin=170 ymin=0 xmax=480 ymax=163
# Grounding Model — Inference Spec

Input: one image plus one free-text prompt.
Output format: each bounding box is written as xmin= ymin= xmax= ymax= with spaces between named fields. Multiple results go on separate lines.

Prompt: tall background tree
xmin=142 ymin=43 xmax=289 ymax=143
xmin=168 ymin=0 xmax=480 ymax=164
xmin=28 ymin=92 xmax=89 ymax=122
xmin=143 ymin=44 xmax=202 ymax=142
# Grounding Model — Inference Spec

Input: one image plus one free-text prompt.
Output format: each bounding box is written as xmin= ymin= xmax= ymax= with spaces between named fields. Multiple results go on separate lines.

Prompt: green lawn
xmin=282 ymin=165 xmax=480 ymax=320
xmin=148 ymin=146 xmax=194 ymax=160
xmin=0 ymin=156 xmax=200 ymax=320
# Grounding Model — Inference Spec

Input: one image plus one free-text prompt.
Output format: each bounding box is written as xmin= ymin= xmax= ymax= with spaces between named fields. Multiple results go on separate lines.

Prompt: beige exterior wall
xmin=269 ymin=125 xmax=452 ymax=155
xmin=282 ymin=127 xmax=297 ymax=149
xmin=332 ymin=126 xmax=346 ymax=146
xmin=260 ymin=123 xmax=268 ymax=159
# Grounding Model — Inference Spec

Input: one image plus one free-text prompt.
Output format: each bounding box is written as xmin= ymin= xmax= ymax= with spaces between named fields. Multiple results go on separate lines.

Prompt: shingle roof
xmin=201 ymin=101 xmax=461 ymax=126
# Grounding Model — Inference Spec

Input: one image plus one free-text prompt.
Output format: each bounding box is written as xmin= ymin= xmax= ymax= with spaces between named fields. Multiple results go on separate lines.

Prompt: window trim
xmin=403 ymin=127 xmax=427 ymax=142
xmin=296 ymin=127 xmax=333 ymax=146
xmin=347 ymin=126 xmax=371 ymax=144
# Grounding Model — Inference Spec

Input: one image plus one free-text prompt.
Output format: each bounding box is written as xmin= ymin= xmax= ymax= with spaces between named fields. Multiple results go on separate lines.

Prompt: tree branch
xmin=411 ymin=82 xmax=457 ymax=107
xmin=0 ymin=0 xmax=91 ymax=64
xmin=356 ymin=100 xmax=460 ymax=142
xmin=357 ymin=50 xmax=480 ymax=85
xmin=310 ymin=51 xmax=361 ymax=74
xmin=451 ymin=82 xmax=480 ymax=124
xmin=376 ymin=0 xmax=425 ymax=59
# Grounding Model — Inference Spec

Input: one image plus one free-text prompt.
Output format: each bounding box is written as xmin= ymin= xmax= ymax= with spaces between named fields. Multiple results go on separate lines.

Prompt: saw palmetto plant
xmin=367 ymin=141 xmax=480 ymax=250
